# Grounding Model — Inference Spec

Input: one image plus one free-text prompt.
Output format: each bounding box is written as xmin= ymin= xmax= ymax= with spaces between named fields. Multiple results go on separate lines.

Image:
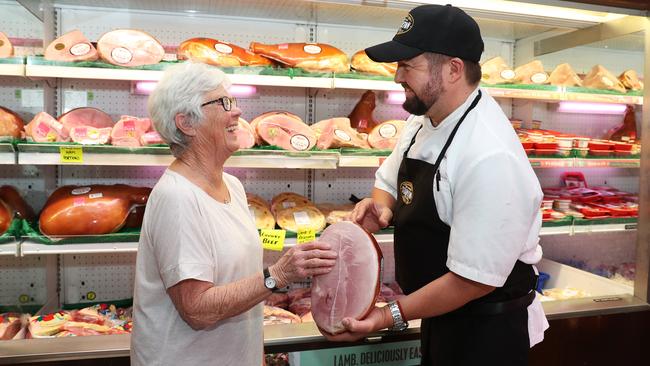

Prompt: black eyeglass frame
xmin=200 ymin=96 xmax=237 ymax=111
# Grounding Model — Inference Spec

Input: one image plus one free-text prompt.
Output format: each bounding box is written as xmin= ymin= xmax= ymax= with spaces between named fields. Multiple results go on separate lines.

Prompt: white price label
xmin=63 ymin=90 xmax=88 ymax=112
xmin=20 ymin=89 xmax=44 ymax=108
xmin=293 ymin=211 xmax=311 ymax=226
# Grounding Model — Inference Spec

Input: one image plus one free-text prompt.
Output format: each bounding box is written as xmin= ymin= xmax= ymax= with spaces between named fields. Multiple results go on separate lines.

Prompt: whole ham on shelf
xmin=236 ymin=117 xmax=256 ymax=149
xmin=39 ymin=184 xmax=151 ymax=236
xmin=0 ymin=186 xmax=36 ymax=235
xmin=254 ymin=112 xmax=316 ymax=152
xmin=25 ymin=112 xmax=68 ymax=142
xmin=311 ymin=221 xmax=382 ymax=335
xmin=97 ymin=29 xmax=165 ymax=67
xmin=0 ymin=32 xmax=14 ymax=58
xmin=247 ymin=193 xmax=275 ymax=230
xmin=348 ymin=90 xmax=379 ymax=134
xmin=178 ymin=38 xmax=272 ymax=67
xmin=350 ymin=50 xmax=396 ymax=77
xmin=59 ymin=107 xmax=114 ymax=144
xmin=367 ymin=119 xmax=407 ymax=150
xmin=480 ymin=56 xmax=515 ymax=85
xmin=270 ymin=192 xmax=312 ymax=216
xmin=111 ymin=116 xmax=152 ymax=147
xmin=619 ymin=70 xmax=643 ymax=91
xmin=548 ymin=63 xmax=582 ymax=87
xmin=0 ymin=106 xmax=24 ymax=139
xmin=311 ymin=117 xmax=369 ymax=150
xmin=513 ymin=60 xmax=549 ymax=84
xmin=582 ymin=65 xmax=627 ymax=93
xmin=249 ymin=42 xmax=349 ymax=73
xmin=44 ymin=30 xmax=98 ymax=62
xmin=28 ymin=304 xmax=131 ymax=338
xmin=249 ymin=110 xmax=301 ymax=146
xmin=140 ymin=130 xmax=164 ymax=146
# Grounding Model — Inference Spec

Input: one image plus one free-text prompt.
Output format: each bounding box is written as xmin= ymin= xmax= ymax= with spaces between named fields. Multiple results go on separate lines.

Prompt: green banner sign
xmin=291 ymin=340 xmax=421 ymax=366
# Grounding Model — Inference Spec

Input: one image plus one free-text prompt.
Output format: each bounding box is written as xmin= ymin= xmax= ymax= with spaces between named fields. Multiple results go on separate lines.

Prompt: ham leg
xmin=348 ymin=90 xmax=379 ymax=134
xmin=44 ymin=30 xmax=98 ymax=62
xmin=97 ymin=29 xmax=164 ymax=67
xmin=178 ymin=38 xmax=272 ymax=67
xmin=249 ymin=42 xmax=349 ymax=73
xmin=0 ymin=106 xmax=24 ymax=139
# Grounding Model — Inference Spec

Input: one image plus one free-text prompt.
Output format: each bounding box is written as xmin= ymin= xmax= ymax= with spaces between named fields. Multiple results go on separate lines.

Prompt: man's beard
xmin=402 ymin=67 xmax=444 ymax=116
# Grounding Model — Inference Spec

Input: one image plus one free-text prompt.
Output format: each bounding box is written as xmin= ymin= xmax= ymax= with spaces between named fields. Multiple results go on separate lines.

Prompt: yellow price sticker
xmin=86 ymin=291 xmax=96 ymax=301
xmin=296 ymin=228 xmax=316 ymax=244
xmin=260 ymin=229 xmax=286 ymax=251
xmin=59 ymin=146 xmax=83 ymax=163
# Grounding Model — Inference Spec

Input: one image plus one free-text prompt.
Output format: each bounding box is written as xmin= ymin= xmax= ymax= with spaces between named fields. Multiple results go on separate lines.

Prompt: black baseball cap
xmin=365 ymin=4 xmax=484 ymax=63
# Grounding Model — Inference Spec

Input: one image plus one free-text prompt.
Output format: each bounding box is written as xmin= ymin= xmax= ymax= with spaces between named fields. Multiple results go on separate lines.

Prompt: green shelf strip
xmin=62 ymin=298 xmax=133 ymax=310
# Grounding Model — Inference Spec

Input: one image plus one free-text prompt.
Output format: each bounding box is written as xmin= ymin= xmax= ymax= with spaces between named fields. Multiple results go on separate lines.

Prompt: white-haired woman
xmin=131 ymin=62 xmax=337 ymax=365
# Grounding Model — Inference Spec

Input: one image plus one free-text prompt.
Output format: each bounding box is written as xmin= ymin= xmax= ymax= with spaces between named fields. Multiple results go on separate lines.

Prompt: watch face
xmin=265 ymin=277 xmax=276 ymax=289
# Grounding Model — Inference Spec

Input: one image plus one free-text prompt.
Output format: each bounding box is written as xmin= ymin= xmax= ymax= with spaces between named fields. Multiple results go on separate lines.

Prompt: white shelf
xmin=0 ymin=143 xmax=15 ymax=164
xmin=333 ymin=78 xmax=403 ymax=91
xmin=228 ymin=73 xmax=333 ymax=89
xmin=485 ymin=86 xmax=643 ymax=105
xmin=573 ymin=222 xmax=637 ymax=234
xmin=18 ymin=150 xmax=173 ymax=166
xmin=0 ymin=63 xmax=25 ymax=77
xmin=25 ymin=64 xmax=163 ymax=81
xmin=226 ymin=154 xmax=338 ymax=169
xmin=20 ymin=241 xmax=138 ymax=255
xmin=0 ymin=241 xmax=19 ymax=256
xmin=539 ymin=226 xmax=572 ymax=236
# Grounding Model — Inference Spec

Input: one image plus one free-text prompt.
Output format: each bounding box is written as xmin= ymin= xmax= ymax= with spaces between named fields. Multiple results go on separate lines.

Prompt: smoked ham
xmin=351 ymin=50 xmax=396 ymax=77
xmin=311 ymin=221 xmax=382 ymax=335
xmin=59 ymin=107 xmax=114 ymax=131
xmin=39 ymin=184 xmax=151 ymax=236
xmin=514 ymin=60 xmax=549 ymax=84
xmin=236 ymin=117 xmax=255 ymax=149
xmin=0 ymin=200 xmax=11 ymax=236
xmin=25 ymin=112 xmax=69 ymax=142
xmin=606 ymin=105 xmax=637 ymax=142
xmin=0 ymin=186 xmax=35 ymax=222
xmin=480 ymin=56 xmax=515 ymax=85
xmin=0 ymin=32 xmax=13 ymax=58
xmin=583 ymin=65 xmax=626 ymax=93
xmin=548 ymin=63 xmax=582 ymax=87
xmin=250 ymin=111 xmax=301 ymax=146
xmin=178 ymin=38 xmax=272 ymax=67
xmin=619 ymin=70 xmax=643 ymax=91
xmin=255 ymin=113 xmax=316 ymax=151
xmin=311 ymin=117 xmax=369 ymax=149
xmin=368 ymin=120 xmax=407 ymax=150
xmin=111 ymin=116 xmax=152 ymax=147
xmin=0 ymin=106 xmax=24 ymax=139
xmin=97 ymin=29 xmax=164 ymax=67
xmin=44 ymin=30 xmax=98 ymax=62
xmin=249 ymin=42 xmax=349 ymax=73
xmin=275 ymin=205 xmax=326 ymax=233
xmin=348 ymin=90 xmax=379 ymax=134
xmin=248 ymin=200 xmax=275 ymax=230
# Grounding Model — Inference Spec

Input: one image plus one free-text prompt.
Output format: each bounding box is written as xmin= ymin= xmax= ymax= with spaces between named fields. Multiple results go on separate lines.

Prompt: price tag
xmin=63 ymin=90 xmax=88 ymax=112
xmin=297 ymin=228 xmax=316 ymax=244
xmin=86 ymin=291 xmax=96 ymax=301
xmin=60 ymin=146 xmax=83 ymax=163
xmin=260 ymin=229 xmax=286 ymax=251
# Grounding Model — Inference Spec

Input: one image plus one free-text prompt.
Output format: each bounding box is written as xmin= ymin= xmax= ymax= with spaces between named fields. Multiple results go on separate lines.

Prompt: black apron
xmin=393 ymin=91 xmax=537 ymax=366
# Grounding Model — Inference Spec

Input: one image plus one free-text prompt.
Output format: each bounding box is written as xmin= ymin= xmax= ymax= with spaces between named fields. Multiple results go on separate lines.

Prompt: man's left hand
xmin=320 ymin=305 xmax=392 ymax=342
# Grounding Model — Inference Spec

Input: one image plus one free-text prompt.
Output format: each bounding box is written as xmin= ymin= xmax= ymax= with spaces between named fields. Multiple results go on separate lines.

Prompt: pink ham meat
xmin=311 ymin=221 xmax=382 ymax=335
xmin=44 ymin=30 xmax=98 ymax=62
xmin=368 ymin=120 xmax=407 ymax=150
xmin=97 ymin=29 xmax=164 ymax=67
xmin=256 ymin=112 xmax=316 ymax=152
xmin=59 ymin=107 xmax=113 ymax=131
xmin=311 ymin=117 xmax=369 ymax=149
xmin=250 ymin=111 xmax=302 ymax=146
xmin=0 ymin=32 xmax=14 ymax=58
xmin=111 ymin=116 xmax=152 ymax=147
xmin=236 ymin=117 xmax=255 ymax=149
xmin=140 ymin=131 xmax=164 ymax=146
xmin=25 ymin=112 xmax=69 ymax=142
xmin=70 ymin=127 xmax=112 ymax=145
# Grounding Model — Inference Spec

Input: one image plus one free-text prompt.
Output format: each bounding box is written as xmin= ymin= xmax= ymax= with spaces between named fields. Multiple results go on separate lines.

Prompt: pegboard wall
xmin=60 ymin=166 xmax=166 ymax=188
xmin=0 ymin=1 xmax=43 ymax=40
xmin=535 ymin=46 xmax=644 ymax=77
xmin=313 ymin=168 xmax=376 ymax=204
xmin=61 ymin=253 xmax=136 ymax=304
xmin=0 ymin=165 xmax=57 ymax=214
xmin=0 ymin=78 xmax=49 ymax=123
xmin=227 ymin=168 xmax=309 ymax=201
xmin=0 ymin=256 xmax=48 ymax=307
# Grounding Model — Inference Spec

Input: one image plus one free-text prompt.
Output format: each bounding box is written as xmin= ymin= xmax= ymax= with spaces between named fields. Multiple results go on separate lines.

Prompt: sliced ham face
xmin=25 ymin=112 xmax=69 ymax=142
xmin=70 ymin=126 xmax=112 ymax=145
xmin=250 ymin=111 xmax=301 ymax=146
xmin=178 ymin=38 xmax=272 ymax=67
xmin=312 ymin=117 xmax=369 ymax=150
xmin=59 ymin=107 xmax=114 ymax=131
xmin=514 ymin=60 xmax=549 ymax=84
xmin=44 ymin=30 xmax=98 ymax=62
xmin=39 ymin=184 xmax=151 ymax=236
xmin=0 ymin=32 xmax=14 ymax=58
xmin=250 ymin=42 xmax=349 ymax=73
xmin=480 ymin=56 xmax=515 ymax=85
xmin=0 ymin=106 xmax=24 ymax=139
xmin=311 ymin=221 xmax=382 ymax=335
xmin=368 ymin=120 xmax=406 ymax=150
xmin=97 ymin=29 xmax=164 ymax=67
xmin=140 ymin=131 xmax=164 ymax=146
xmin=111 ymin=116 xmax=151 ymax=147
xmin=348 ymin=90 xmax=379 ymax=134
xmin=351 ymin=50 xmax=396 ymax=77
xmin=236 ymin=117 xmax=255 ymax=149
xmin=583 ymin=65 xmax=626 ymax=93
xmin=256 ymin=113 xmax=316 ymax=151
xmin=548 ymin=63 xmax=582 ymax=87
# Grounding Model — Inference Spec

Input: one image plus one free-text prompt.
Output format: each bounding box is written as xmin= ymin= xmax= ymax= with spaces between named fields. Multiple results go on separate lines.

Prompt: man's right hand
xmin=349 ymin=198 xmax=392 ymax=233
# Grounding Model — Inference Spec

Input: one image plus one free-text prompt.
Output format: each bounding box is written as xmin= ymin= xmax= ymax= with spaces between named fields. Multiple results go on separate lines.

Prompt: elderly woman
xmin=131 ymin=62 xmax=337 ymax=365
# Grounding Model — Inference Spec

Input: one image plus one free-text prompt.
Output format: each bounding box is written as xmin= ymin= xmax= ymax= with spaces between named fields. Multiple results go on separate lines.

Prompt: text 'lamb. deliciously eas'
xmin=0 ymin=32 xmax=14 ymax=58
xmin=548 ymin=63 xmax=583 ymax=87
xmin=311 ymin=221 xmax=383 ymax=335
xmin=44 ymin=30 xmax=98 ymax=62
xmin=351 ymin=50 xmax=397 ymax=77
xmin=249 ymin=42 xmax=350 ymax=73
xmin=480 ymin=56 xmax=515 ymax=85
xmin=178 ymin=38 xmax=272 ymax=67
xmin=583 ymin=65 xmax=627 ymax=93
xmin=514 ymin=60 xmax=549 ymax=85
xmin=0 ymin=106 xmax=24 ymax=139
xmin=97 ymin=29 xmax=164 ymax=67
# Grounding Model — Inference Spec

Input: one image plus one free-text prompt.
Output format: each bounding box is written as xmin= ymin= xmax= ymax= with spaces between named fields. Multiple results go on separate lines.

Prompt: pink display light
xmin=557 ymin=101 xmax=627 ymax=114
xmin=132 ymin=81 xmax=257 ymax=98
xmin=384 ymin=91 xmax=406 ymax=105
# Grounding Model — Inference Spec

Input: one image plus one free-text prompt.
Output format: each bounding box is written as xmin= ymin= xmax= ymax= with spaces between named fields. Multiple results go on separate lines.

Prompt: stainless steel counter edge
xmin=1 ymin=296 xmax=648 ymax=364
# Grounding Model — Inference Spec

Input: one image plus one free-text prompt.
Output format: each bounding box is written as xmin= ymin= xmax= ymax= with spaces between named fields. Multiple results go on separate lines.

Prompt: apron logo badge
xmin=396 ymin=14 xmax=414 ymax=35
xmin=400 ymin=181 xmax=414 ymax=204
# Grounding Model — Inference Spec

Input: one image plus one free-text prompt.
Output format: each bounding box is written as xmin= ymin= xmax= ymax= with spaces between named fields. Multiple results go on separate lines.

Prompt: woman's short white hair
xmin=148 ymin=61 xmax=231 ymax=156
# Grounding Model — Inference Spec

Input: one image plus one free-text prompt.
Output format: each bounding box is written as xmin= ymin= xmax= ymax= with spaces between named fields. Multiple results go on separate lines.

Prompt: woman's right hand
xmin=349 ymin=198 xmax=392 ymax=233
xmin=270 ymin=241 xmax=337 ymax=288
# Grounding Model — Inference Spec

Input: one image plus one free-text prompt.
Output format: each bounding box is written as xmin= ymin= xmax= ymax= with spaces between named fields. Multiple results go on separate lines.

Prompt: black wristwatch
xmin=263 ymin=267 xmax=278 ymax=291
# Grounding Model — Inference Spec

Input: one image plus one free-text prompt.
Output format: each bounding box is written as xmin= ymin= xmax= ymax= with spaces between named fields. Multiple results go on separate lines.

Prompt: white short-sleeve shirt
xmin=375 ymin=87 xmax=548 ymax=346
xmin=131 ymin=170 xmax=263 ymax=365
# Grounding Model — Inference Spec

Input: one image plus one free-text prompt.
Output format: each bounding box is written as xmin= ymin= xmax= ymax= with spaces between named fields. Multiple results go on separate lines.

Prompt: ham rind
xmin=111 ymin=116 xmax=151 ymax=147
xmin=480 ymin=56 xmax=515 ymax=85
xmin=368 ymin=120 xmax=406 ymax=150
xmin=0 ymin=32 xmax=14 ymax=58
xmin=178 ymin=38 xmax=272 ymax=67
xmin=311 ymin=221 xmax=382 ymax=335
xmin=97 ymin=29 xmax=164 ymax=67
xmin=348 ymin=90 xmax=379 ymax=134
xmin=25 ymin=112 xmax=69 ymax=142
xmin=70 ymin=126 xmax=111 ymax=145
xmin=0 ymin=106 xmax=24 ymax=139
xmin=59 ymin=107 xmax=114 ymax=131
xmin=312 ymin=117 xmax=369 ymax=149
xmin=513 ymin=60 xmax=549 ymax=85
xmin=39 ymin=184 xmax=151 ymax=236
xmin=250 ymin=111 xmax=301 ymax=146
xmin=44 ymin=30 xmax=98 ymax=62
xmin=249 ymin=42 xmax=349 ymax=73
xmin=236 ymin=117 xmax=255 ymax=149
xmin=351 ymin=50 xmax=396 ymax=77
xmin=256 ymin=113 xmax=316 ymax=151
xmin=583 ymin=65 xmax=627 ymax=93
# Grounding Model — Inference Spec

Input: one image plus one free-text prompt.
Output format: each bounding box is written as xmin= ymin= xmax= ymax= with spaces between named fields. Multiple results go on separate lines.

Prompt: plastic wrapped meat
xmin=0 ymin=32 xmax=14 ymax=58
xmin=619 ymin=70 xmax=643 ymax=91
xmin=250 ymin=42 xmax=349 ymax=73
xmin=311 ymin=117 xmax=369 ymax=150
xmin=178 ymin=38 xmax=272 ymax=67
xmin=548 ymin=63 xmax=582 ymax=87
xmin=480 ymin=56 xmax=515 ymax=85
xmin=44 ymin=30 xmax=98 ymax=62
xmin=111 ymin=116 xmax=152 ymax=147
xmin=0 ymin=106 xmax=24 ymax=139
xmin=348 ymin=90 xmax=379 ymax=134
xmin=583 ymin=65 xmax=626 ymax=93
xmin=97 ymin=29 xmax=164 ymax=67
xmin=25 ymin=112 xmax=69 ymax=142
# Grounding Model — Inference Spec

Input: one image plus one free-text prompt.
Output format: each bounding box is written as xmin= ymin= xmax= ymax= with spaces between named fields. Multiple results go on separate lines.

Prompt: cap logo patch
xmin=396 ymin=13 xmax=414 ymax=35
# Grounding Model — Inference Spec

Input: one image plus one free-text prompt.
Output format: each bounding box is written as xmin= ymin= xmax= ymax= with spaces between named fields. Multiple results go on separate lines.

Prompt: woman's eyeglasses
xmin=201 ymin=96 xmax=237 ymax=111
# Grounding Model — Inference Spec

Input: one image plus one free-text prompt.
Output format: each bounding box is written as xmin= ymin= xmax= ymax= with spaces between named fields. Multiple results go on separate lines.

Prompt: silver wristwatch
xmin=387 ymin=301 xmax=408 ymax=332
